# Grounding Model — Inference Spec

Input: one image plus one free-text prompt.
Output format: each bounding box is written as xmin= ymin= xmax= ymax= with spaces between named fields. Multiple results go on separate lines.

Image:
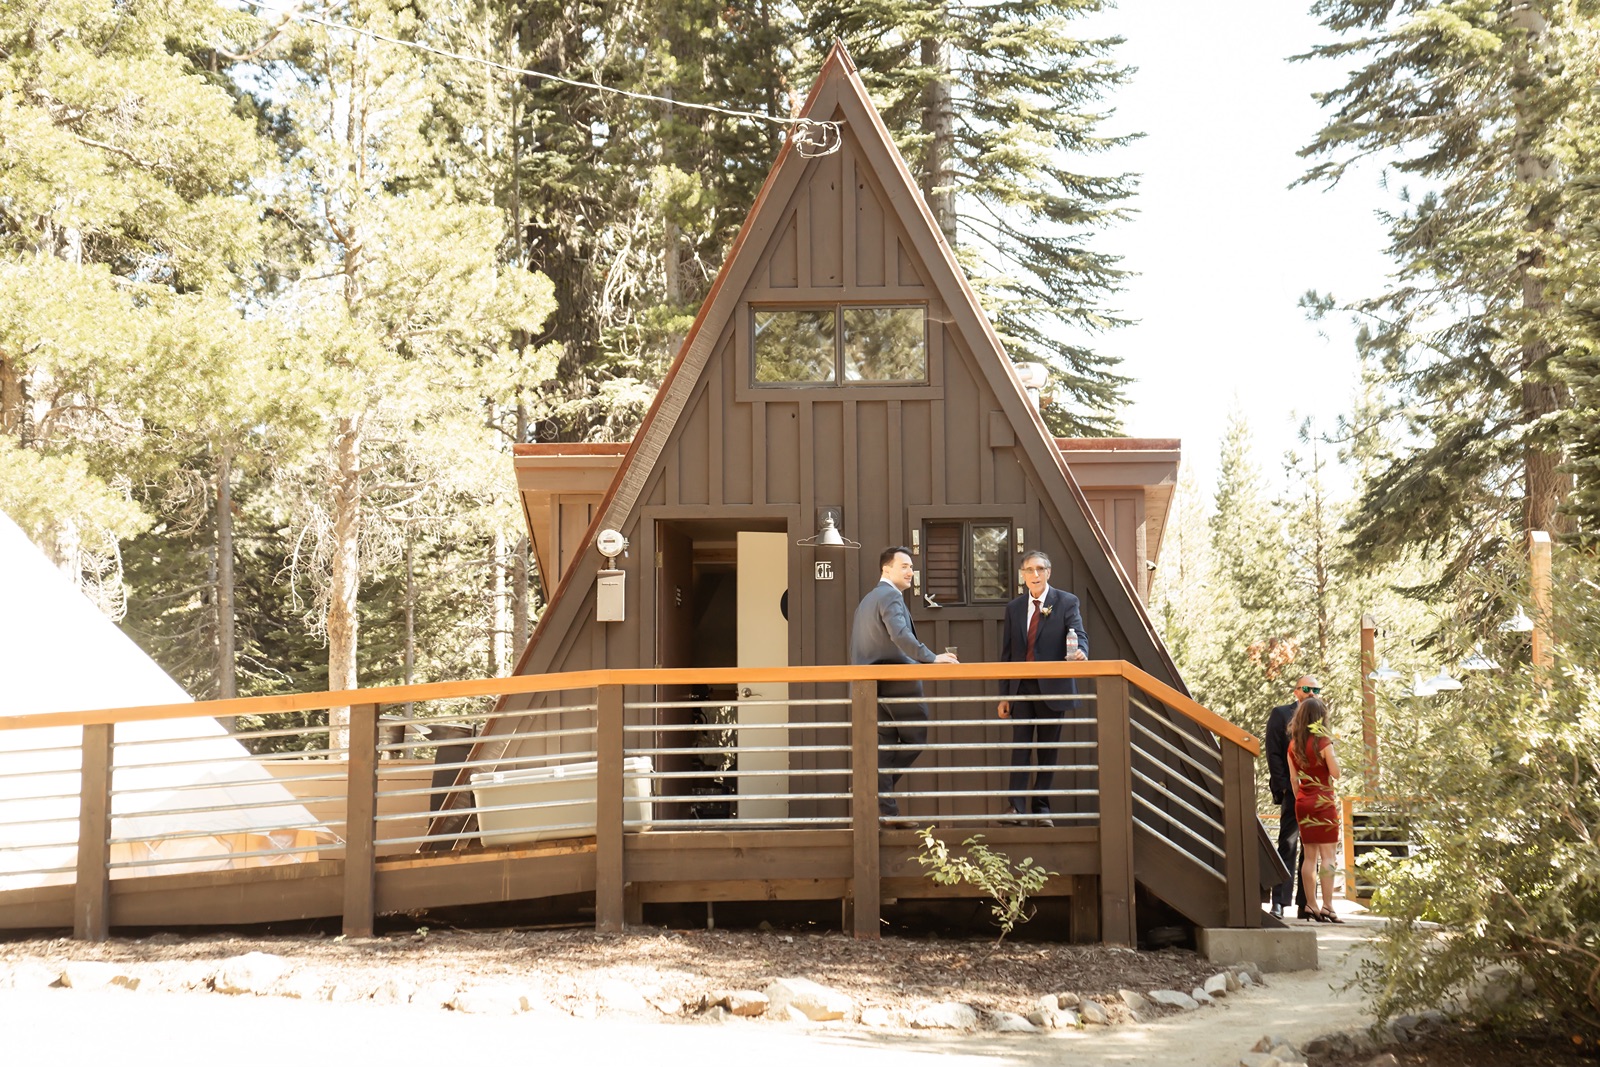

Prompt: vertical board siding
xmin=723 ymin=343 xmax=753 ymax=504
xmin=854 ymin=157 xmax=886 ymax=287
xmin=770 ymin=215 xmax=799 ymax=288
xmin=766 ymin=402 xmax=800 ymax=503
xmin=810 ymin=149 xmax=844 ymax=287
xmin=812 ymin=402 xmax=844 ymax=512
xmin=677 ymin=385 xmax=711 ymax=505
xmin=901 ymin=401 xmax=933 ymax=508
xmin=855 ymin=403 xmax=890 ymax=550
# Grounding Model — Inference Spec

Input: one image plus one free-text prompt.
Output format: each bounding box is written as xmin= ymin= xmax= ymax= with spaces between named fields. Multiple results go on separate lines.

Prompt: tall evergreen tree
xmin=1300 ymin=1 xmax=1584 ymax=586
xmin=803 ymin=0 xmax=1135 ymax=434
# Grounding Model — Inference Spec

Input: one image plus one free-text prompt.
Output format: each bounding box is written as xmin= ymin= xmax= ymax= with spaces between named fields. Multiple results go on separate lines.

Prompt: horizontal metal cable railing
xmin=0 ymin=659 xmax=1263 ymax=941
xmin=1127 ymin=691 xmax=1228 ymax=876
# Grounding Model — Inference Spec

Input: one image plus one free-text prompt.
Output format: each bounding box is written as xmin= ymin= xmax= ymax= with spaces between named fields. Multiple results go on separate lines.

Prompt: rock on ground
xmin=764 ymin=977 xmax=851 ymax=1022
xmin=910 ymin=1001 xmax=979 ymax=1030
xmin=213 ymin=952 xmax=289 ymax=995
xmin=1148 ymin=988 xmax=1200 ymax=1011
xmin=987 ymin=1010 xmax=1038 ymax=1033
xmin=719 ymin=990 xmax=769 ymax=1017
xmin=1079 ymin=998 xmax=1110 ymax=1025
xmin=60 ymin=961 xmax=139 ymax=991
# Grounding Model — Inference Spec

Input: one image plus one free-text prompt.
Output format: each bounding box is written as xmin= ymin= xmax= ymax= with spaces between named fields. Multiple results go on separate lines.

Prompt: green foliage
xmin=803 ymin=0 xmax=1135 ymax=435
xmin=1299 ymin=1 xmax=1593 ymax=577
xmin=1355 ymin=550 xmax=1600 ymax=1037
xmin=915 ymin=828 xmax=1055 ymax=942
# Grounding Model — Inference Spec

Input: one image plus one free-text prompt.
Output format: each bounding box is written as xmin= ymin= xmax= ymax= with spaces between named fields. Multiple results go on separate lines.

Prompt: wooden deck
xmin=0 ymin=662 xmax=1273 ymax=942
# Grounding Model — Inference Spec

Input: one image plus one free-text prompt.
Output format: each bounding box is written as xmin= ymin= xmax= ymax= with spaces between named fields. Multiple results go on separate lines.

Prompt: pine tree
xmin=1299 ymin=1 xmax=1583 ymax=585
xmin=803 ymin=0 xmax=1135 ymax=434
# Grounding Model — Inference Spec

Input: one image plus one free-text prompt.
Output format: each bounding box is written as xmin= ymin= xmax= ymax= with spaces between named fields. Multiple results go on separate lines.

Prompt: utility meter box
xmin=596 ymin=568 xmax=625 ymax=622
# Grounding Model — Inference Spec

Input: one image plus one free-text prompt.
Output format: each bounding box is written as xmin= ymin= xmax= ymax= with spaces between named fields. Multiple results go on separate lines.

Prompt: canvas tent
xmin=0 ymin=511 xmax=333 ymax=889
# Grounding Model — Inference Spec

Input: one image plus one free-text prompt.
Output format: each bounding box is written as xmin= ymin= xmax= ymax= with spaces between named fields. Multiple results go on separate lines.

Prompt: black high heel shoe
xmin=1309 ymin=908 xmax=1335 ymax=923
xmin=1297 ymin=908 xmax=1318 ymax=920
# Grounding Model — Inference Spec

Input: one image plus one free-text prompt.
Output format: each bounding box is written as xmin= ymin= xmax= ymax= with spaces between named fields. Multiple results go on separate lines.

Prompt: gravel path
xmin=0 ymin=901 xmax=1382 ymax=1067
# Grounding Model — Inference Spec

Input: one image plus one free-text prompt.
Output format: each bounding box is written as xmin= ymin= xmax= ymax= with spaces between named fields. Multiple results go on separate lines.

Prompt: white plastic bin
xmin=471 ymin=757 xmax=653 ymax=846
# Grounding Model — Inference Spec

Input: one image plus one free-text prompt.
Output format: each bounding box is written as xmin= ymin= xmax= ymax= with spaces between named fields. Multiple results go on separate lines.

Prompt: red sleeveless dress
xmin=1288 ymin=736 xmax=1339 ymax=845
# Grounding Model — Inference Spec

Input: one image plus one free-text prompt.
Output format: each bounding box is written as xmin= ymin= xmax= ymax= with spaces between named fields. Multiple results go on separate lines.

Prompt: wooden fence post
xmin=1530 ymin=531 xmax=1553 ymax=669
xmin=1095 ymin=674 xmax=1136 ymax=945
xmin=595 ymin=685 xmax=626 ymax=933
xmin=1360 ymin=614 xmax=1379 ymax=794
xmin=342 ymin=703 xmax=380 ymax=937
xmin=73 ymin=722 xmax=114 ymax=941
xmin=1221 ymin=743 xmax=1261 ymax=928
xmin=850 ymin=680 xmax=881 ymax=940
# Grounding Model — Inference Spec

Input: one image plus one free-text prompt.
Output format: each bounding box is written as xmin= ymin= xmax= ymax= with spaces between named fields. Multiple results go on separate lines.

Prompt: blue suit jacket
xmin=1000 ymin=586 xmax=1088 ymax=712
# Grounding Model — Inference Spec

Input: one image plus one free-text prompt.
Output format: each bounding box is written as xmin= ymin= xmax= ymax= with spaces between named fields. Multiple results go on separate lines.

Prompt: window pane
xmin=842 ymin=307 xmax=925 ymax=382
xmin=923 ymin=522 xmax=964 ymax=606
xmin=754 ymin=310 xmax=835 ymax=384
xmin=969 ymin=525 xmax=1010 ymax=602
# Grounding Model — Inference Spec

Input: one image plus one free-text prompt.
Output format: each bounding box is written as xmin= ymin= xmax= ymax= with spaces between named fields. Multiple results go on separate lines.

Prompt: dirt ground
xmin=0 ymin=923 xmax=1220 ymax=1022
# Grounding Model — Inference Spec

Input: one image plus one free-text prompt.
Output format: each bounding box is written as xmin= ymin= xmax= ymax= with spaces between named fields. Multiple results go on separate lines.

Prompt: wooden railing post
xmin=595 ymin=685 xmax=626 ymax=933
xmin=73 ymin=722 xmax=114 ymax=941
xmin=342 ymin=703 xmax=380 ymax=937
xmin=1530 ymin=530 xmax=1553 ymax=669
xmin=1221 ymin=742 xmax=1261 ymax=928
xmin=850 ymin=680 xmax=881 ymax=939
xmin=1095 ymin=673 xmax=1136 ymax=945
xmin=1360 ymin=614 xmax=1379 ymax=794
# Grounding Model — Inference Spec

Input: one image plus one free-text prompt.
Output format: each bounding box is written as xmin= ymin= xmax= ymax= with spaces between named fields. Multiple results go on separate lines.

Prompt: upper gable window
xmin=754 ymin=305 xmax=926 ymax=386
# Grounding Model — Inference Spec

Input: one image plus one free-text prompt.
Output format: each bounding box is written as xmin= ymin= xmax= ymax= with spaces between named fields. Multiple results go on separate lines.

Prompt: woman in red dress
xmin=1288 ymin=696 xmax=1343 ymax=922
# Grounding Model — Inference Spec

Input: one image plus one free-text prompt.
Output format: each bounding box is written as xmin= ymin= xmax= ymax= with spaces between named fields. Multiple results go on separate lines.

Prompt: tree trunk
xmin=215 ymin=447 xmax=238 ymax=702
xmin=1510 ymin=5 xmax=1574 ymax=536
xmin=326 ymin=417 xmax=362 ymax=757
xmin=403 ymin=526 xmax=415 ymax=718
xmin=920 ymin=36 xmax=956 ymax=244
xmin=512 ymin=401 xmax=531 ymax=651
xmin=489 ymin=529 xmax=505 ymax=675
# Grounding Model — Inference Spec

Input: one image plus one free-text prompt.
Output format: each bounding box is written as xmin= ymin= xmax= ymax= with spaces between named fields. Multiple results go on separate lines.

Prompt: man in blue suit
xmin=998 ymin=550 xmax=1088 ymax=819
xmin=850 ymin=546 xmax=959 ymax=816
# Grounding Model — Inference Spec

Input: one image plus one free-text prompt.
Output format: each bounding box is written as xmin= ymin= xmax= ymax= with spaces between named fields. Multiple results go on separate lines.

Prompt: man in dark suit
xmin=850 ymin=546 xmax=959 ymax=816
xmin=997 ymin=550 xmax=1088 ymax=819
xmin=1265 ymin=674 xmax=1318 ymax=919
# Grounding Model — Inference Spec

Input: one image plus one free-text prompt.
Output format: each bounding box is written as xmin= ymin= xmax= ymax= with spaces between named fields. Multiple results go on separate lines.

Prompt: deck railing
xmin=0 ymin=661 xmax=1259 ymax=942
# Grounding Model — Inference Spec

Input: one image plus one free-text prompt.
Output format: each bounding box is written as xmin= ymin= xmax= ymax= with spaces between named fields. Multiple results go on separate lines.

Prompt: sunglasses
xmin=1297 ymin=686 xmax=1321 ymax=695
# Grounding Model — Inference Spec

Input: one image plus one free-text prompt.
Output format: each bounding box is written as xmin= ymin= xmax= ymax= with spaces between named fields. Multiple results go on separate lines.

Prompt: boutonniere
xmin=1039 ymin=604 xmax=1053 ymax=618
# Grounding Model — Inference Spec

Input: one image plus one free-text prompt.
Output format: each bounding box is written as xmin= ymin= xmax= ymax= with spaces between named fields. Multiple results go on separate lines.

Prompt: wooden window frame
xmin=905 ymin=506 xmax=1021 ymax=621
xmin=746 ymin=303 xmax=929 ymax=390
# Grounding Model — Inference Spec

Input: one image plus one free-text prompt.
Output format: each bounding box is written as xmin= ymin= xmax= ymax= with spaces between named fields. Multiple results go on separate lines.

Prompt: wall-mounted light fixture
xmin=796 ymin=507 xmax=860 ymax=550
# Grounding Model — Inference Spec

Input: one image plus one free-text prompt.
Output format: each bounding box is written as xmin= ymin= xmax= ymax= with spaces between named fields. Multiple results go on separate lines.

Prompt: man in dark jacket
xmin=850 ymin=546 xmax=958 ymax=816
xmin=1265 ymin=675 xmax=1319 ymax=918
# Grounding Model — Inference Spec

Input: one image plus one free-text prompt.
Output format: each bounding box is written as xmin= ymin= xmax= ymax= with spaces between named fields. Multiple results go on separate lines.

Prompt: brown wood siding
xmin=497 ymin=100 xmax=1189 ymax=827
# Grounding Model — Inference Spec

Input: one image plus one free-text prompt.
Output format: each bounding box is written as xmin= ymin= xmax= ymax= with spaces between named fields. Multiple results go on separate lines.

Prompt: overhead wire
xmin=229 ymin=0 xmax=843 ymax=156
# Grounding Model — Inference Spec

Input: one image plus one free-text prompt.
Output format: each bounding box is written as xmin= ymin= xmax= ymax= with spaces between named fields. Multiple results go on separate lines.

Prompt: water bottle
xmin=1064 ymin=627 xmax=1078 ymax=657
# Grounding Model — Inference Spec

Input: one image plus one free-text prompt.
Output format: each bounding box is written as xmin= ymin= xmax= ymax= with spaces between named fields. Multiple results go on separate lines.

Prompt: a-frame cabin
xmin=439 ymin=44 xmax=1274 ymax=941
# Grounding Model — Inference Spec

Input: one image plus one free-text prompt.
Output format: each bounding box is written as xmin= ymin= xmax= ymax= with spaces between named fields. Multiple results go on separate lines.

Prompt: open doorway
xmin=655 ymin=520 xmax=789 ymax=822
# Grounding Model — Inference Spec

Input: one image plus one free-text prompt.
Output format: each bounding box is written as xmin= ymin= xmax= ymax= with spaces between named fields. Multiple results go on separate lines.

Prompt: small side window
xmin=920 ymin=521 xmax=1013 ymax=605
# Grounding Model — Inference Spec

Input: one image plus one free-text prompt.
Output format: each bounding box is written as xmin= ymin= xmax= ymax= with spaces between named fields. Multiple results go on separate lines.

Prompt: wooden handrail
xmin=1 ymin=660 xmax=1260 ymax=759
xmin=1119 ymin=662 xmax=1260 ymax=757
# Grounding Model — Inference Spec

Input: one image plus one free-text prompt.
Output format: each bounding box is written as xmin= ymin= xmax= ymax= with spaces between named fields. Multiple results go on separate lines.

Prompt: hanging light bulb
xmin=1411 ymin=671 xmax=1438 ymax=698
xmin=1366 ymin=658 xmax=1402 ymax=682
xmin=1499 ymin=605 xmax=1535 ymax=633
xmin=1427 ymin=666 xmax=1463 ymax=692
xmin=1459 ymin=645 xmax=1500 ymax=671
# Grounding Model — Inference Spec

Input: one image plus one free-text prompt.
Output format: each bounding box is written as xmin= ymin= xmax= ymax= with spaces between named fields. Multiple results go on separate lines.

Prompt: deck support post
xmin=1095 ymin=673 xmax=1136 ymax=945
xmin=849 ymin=680 xmax=881 ymax=939
xmin=1222 ymin=743 xmax=1261 ymax=928
xmin=596 ymin=684 xmax=626 ymax=933
xmin=73 ymin=722 xmax=114 ymax=941
xmin=342 ymin=702 xmax=380 ymax=937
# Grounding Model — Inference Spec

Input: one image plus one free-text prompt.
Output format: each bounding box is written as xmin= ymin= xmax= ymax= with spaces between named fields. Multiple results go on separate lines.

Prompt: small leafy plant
xmin=915 ymin=828 xmax=1056 ymax=943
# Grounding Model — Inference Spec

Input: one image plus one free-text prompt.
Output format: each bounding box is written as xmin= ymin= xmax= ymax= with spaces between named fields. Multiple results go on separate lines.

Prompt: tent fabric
xmin=0 ymin=511 xmax=335 ymax=889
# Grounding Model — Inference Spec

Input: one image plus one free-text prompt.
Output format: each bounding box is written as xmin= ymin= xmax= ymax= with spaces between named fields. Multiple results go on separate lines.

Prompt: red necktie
xmin=1025 ymin=598 xmax=1041 ymax=661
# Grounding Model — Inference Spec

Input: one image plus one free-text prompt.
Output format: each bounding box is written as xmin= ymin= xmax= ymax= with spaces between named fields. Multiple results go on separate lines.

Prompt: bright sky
xmin=1081 ymin=1 xmax=1395 ymax=498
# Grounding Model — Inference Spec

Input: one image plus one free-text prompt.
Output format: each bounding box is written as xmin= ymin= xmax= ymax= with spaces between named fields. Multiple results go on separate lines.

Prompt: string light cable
xmin=228 ymin=0 xmax=843 ymax=156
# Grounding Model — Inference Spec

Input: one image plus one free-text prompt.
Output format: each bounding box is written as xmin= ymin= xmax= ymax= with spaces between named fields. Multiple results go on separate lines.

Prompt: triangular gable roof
xmin=509 ymin=42 xmax=1184 ymax=692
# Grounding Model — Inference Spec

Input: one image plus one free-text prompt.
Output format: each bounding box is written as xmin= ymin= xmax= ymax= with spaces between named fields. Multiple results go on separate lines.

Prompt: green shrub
xmin=914 ymin=828 xmax=1055 ymax=943
xmin=1357 ymin=555 xmax=1600 ymax=1038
